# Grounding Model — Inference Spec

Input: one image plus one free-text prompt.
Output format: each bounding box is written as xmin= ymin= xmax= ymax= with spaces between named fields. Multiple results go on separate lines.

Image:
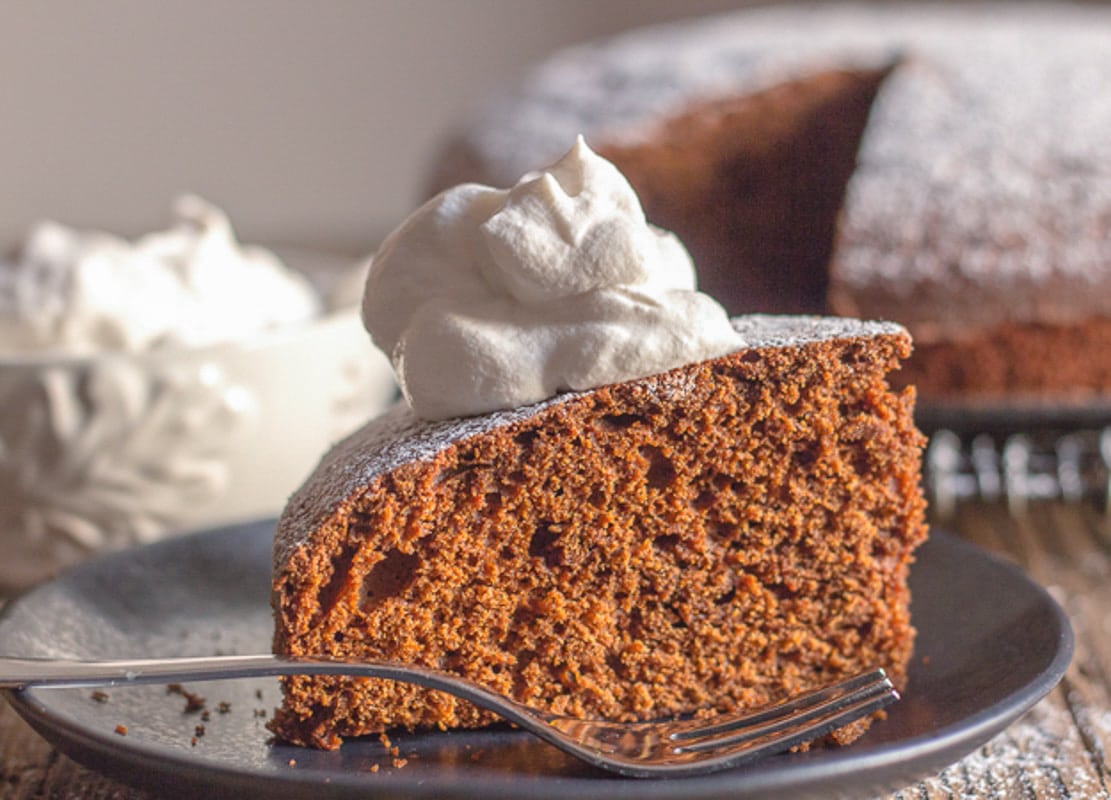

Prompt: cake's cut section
xmin=597 ymin=67 xmax=892 ymax=316
xmin=892 ymin=318 xmax=1111 ymax=400
xmin=270 ymin=316 xmax=927 ymax=750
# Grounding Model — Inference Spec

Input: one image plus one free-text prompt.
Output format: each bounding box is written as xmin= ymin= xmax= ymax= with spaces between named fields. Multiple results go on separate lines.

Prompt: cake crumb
xmin=267 ymin=320 xmax=926 ymax=750
xmin=217 ymin=701 xmax=232 ymax=714
xmin=392 ymin=757 xmax=409 ymax=769
xmin=194 ymin=724 xmax=206 ymax=738
xmin=91 ymin=690 xmax=109 ymax=704
xmin=288 ymin=758 xmax=297 ymax=767
xmin=201 ymin=710 xmax=211 ymax=722
xmin=369 ymin=764 xmax=380 ymax=773
xmin=114 ymin=724 xmax=128 ymax=736
xmin=190 ymin=736 xmax=198 ymax=747
xmin=166 ymin=683 xmax=206 ymax=713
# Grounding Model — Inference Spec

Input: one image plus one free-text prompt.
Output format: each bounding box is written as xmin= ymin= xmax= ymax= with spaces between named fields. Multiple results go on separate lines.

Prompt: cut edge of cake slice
xmin=270 ymin=314 xmax=928 ymax=750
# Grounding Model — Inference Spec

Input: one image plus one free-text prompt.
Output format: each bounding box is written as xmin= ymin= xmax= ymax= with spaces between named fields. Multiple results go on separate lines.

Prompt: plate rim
xmin=0 ymin=524 xmax=1075 ymax=800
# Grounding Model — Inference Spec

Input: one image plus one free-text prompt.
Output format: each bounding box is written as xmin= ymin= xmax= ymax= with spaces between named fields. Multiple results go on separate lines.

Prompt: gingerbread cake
xmin=428 ymin=3 xmax=1111 ymax=404
xmin=270 ymin=315 xmax=927 ymax=749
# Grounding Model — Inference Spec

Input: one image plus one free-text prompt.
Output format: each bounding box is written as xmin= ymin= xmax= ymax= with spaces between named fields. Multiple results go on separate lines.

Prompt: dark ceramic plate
xmin=0 ymin=522 xmax=1072 ymax=800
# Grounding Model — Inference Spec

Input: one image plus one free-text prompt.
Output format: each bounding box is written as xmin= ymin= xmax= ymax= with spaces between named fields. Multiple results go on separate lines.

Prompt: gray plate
xmin=0 ymin=522 xmax=1072 ymax=799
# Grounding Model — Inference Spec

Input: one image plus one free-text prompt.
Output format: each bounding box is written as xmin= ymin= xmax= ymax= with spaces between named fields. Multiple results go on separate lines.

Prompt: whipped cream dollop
xmin=363 ymin=136 xmax=743 ymax=420
xmin=0 ymin=196 xmax=321 ymax=355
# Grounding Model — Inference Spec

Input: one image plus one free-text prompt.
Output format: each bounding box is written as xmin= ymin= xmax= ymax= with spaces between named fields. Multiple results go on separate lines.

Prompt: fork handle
xmin=0 ymin=653 xmax=548 ymax=726
xmin=0 ymin=654 xmax=302 ymax=689
xmin=0 ymin=653 xmax=577 ymax=756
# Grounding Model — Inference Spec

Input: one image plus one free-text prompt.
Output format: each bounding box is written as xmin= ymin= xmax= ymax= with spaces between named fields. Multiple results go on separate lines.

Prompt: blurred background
xmin=4 ymin=6 xmax=1111 ymax=797
xmin=2 ymin=0 xmax=764 ymax=256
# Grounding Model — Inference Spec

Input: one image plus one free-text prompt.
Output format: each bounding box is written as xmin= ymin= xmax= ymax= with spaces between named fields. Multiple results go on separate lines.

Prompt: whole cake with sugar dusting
xmin=270 ymin=141 xmax=928 ymax=750
xmin=429 ymin=3 xmax=1111 ymax=404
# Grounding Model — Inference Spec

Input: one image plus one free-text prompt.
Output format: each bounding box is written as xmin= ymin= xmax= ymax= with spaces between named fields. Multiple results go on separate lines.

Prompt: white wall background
xmin=1 ymin=1 xmax=754 ymax=256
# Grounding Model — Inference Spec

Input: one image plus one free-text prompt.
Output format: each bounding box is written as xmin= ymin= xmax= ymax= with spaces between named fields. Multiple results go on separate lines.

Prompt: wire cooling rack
xmin=925 ymin=426 xmax=1111 ymax=518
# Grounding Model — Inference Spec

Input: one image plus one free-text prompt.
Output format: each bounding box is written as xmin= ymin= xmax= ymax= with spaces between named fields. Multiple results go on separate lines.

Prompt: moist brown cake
xmin=427 ymin=4 xmax=1111 ymax=404
xmin=270 ymin=315 xmax=927 ymax=750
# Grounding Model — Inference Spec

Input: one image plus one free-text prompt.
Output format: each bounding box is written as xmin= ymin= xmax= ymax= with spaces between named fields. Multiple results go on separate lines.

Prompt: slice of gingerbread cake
xmin=270 ymin=139 xmax=927 ymax=750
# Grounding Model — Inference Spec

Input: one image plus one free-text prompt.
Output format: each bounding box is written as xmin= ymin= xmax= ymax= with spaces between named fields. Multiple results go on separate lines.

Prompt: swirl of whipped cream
xmin=363 ymin=136 xmax=743 ymax=420
xmin=0 ymin=196 xmax=320 ymax=355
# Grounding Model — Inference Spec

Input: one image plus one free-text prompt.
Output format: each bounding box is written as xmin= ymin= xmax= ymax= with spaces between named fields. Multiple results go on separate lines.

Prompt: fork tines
xmin=670 ymin=668 xmax=898 ymax=756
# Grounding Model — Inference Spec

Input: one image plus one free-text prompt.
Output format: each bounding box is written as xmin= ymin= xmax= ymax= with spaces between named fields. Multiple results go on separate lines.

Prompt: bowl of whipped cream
xmin=0 ymin=196 xmax=396 ymax=590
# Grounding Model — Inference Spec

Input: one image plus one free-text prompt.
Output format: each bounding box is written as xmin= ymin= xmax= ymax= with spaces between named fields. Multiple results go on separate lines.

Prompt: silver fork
xmin=0 ymin=655 xmax=897 ymax=778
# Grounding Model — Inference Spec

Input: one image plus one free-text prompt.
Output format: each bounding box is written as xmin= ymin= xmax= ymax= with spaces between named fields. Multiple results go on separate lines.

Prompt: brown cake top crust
xmin=430 ymin=4 xmax=1111 ymax=334
xmin=274 ymin=314 xmax=907 ymax=571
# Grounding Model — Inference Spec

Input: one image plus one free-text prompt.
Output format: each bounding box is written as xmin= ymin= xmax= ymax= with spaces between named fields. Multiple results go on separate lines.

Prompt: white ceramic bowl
xmin=0 ymin=252 xmax=395 ymax=591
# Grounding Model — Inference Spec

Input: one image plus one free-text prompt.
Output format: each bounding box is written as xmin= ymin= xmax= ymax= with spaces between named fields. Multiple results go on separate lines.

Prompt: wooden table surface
xmin=0 ymin=499 xmax=1107 ymax=799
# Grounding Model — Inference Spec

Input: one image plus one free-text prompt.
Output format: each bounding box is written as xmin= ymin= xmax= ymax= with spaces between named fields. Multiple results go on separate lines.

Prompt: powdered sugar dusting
xmin=837 ymin=12 xmax=1111 ymax=331
xmin=273 ymin=314 xmax=905 ymax=568
xmin=898 ymin=700 xmax=1102 ymax=799
xmin=450 ymin=5 xmax=900 ymax=186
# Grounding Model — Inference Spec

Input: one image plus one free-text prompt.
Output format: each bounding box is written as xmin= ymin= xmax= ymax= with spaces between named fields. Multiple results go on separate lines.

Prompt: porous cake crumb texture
xmin=271 ymin=327 xmax=926 ymax=750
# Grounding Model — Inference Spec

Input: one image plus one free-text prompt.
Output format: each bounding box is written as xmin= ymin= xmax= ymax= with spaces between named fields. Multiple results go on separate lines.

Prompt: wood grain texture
xmin=882 ymin=502 xmax=1111 ymax=799
xmin=1 ymin=500 xmax=1107 ymax=799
